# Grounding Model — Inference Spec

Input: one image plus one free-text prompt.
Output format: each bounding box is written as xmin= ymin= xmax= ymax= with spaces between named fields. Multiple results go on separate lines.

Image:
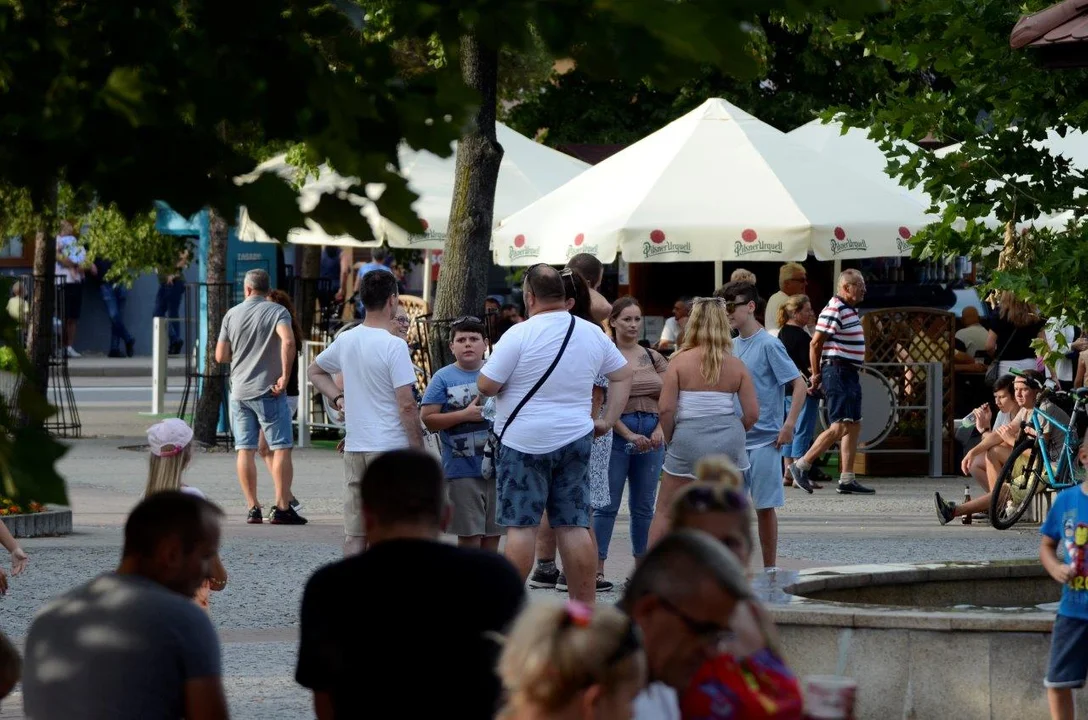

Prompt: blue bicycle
xmin=990 ymin=377 xmax=1088 ymax=529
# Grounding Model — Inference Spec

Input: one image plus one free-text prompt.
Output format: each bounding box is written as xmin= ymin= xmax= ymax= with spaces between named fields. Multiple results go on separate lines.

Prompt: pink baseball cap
xmin=147 ymin=418 xmax=194 ymax=457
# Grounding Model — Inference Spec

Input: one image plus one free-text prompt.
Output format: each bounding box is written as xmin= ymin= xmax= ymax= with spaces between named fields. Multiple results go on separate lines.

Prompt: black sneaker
xmin=289 ymin=497 xmax=303 ymax=513
xmin=246 ymin=506 xmax=263 ymax=524
xmin=596 ymin=574 xmax=614 ymax=593
xmin=555 ymin=573 xmax=569 ymax=592
xmin=789 ymin=464 xmax=814 ymax=494
xmin=837 ymin=479 xmax=876 ymax=495
xmin=934 ymin=492 xmax=956 ymax=525
xmin=270 ymin=506 xmax=308 ymax=525
xmin=528 ymin=564 xmax=560 ymax=589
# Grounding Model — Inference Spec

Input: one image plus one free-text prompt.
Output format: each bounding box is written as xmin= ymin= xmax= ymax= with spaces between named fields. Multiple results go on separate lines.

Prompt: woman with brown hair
xmin=646 ymin=297 xmax=757 ymax=548
xmin=987 ymin=291 xmax=1046 ymax=378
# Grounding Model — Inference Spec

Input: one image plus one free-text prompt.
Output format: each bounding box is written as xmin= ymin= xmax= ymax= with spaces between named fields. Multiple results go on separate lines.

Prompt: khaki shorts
xmin=447 ymin=476 xmax=505 ymax=538
xmin=343 ymin=451 xmax=384 ymax=537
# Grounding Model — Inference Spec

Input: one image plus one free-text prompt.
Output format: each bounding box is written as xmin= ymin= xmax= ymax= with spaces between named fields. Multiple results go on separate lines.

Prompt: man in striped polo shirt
xmin=788 ymin=269 xmax=875 ymax=495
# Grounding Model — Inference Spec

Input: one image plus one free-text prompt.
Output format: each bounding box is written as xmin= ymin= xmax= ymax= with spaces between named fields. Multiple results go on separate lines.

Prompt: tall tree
xmin=0 ymin=0 xmax=482 ymax=503
xmin=825 ymin=0 xmax=1088 ymax=328
xmin=193 ymin=210 xmax=229 ymax=446
xmin=422 ymin=0 xmax=888 ymax=322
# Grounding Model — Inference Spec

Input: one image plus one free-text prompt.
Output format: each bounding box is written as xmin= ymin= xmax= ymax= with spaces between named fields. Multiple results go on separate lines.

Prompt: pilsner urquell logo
xmin=565 ymin=233 xmax=600 ymax=259
xmin=828 ymin=226 xmax=868 ymax=255
xmin=406 ymin=218 xmax=435 ymax=245
xmin=642 ymin=229 xmax=691 ymax=258
xmin=734 ymin=228 xmax=783 ymax=257
xmin=895 ymin=226 xmax=912 ymax=254
xmin=508 ymin=234 xmax=540 ymax=261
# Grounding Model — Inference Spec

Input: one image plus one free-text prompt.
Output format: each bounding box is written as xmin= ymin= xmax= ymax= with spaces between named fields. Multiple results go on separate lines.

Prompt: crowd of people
xmin=8 ymin=251 xmax=1088 ymax=719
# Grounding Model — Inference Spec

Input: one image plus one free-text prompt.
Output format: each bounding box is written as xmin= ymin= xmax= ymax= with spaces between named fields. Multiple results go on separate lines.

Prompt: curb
xmin=67 ymin=364 xmax=187 ymax=378
xmin=1 ymin=509 xmax=73 ymax=538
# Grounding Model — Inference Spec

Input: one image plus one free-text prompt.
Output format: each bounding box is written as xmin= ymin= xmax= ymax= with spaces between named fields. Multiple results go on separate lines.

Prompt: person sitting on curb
xmin=937 ymin=369 xmax=1068 ymax=524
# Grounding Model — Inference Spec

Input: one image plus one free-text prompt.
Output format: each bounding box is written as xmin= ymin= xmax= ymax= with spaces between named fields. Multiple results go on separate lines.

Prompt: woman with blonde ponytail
xmin=499 ymin=600 xmax=646 ymax=720
xmin=145 ymin=419 xmax=227 ymax=609
xmin=647 ymin=298 xmax=757 ymax=548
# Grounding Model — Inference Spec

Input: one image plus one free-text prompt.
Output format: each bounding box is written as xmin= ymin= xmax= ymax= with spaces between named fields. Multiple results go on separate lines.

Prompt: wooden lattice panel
xmin=400 ymin=295 xmax=430 ymax=391
xmin=862 ymin=307 xmax=955 ymax=474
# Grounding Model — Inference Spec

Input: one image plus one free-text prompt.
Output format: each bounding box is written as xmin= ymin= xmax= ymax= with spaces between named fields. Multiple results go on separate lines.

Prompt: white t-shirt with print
xmin=480 ymin=311 xmax=627 ymax=455
xmin=315 ymin=325 xmax=417 ymax=452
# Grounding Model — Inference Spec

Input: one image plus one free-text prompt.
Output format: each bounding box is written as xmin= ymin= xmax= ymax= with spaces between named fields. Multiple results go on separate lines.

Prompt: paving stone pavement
xmin=0 ymin=425 xmax=1045 ymax=718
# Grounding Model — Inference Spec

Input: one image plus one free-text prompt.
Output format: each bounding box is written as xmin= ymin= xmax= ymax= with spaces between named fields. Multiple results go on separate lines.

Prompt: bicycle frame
xmin=1025 ymin=401 xmax=1081 ymax=491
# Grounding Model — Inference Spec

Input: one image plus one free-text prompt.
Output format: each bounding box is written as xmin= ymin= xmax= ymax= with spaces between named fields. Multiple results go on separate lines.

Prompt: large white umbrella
xmin=492 ymin=98 xmax=934 ymax=267
xmin=237 ymin=123 xmax=589 ymax=250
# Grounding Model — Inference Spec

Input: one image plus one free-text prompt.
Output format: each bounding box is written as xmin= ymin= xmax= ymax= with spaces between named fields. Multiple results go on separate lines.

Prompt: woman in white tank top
xmin=647 ymin=297 xmax=758 ymax=548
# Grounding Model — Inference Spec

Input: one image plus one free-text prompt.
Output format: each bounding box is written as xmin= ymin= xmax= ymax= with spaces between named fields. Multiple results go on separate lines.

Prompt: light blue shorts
xmin=230 ymin=391 xmax=294 ymax=451
xmin=744 ymin=444 xmax=785 ymax=511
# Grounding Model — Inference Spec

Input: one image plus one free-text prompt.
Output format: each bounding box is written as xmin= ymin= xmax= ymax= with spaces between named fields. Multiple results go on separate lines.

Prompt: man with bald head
xmin=788 ymin=269 xmax=875 ymax=495
xmin=956 ymin=307 xmax=989 ymax=362
xmin=477 ymin=263 xmax=633 ymax=604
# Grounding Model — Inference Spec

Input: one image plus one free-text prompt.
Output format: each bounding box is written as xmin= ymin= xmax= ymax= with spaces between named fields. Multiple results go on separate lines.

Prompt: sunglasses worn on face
xmin=657 ymin=596 xmax=730 ymax=642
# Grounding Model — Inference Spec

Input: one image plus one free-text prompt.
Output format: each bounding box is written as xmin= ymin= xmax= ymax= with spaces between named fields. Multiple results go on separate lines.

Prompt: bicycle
xmin=989 ymin=377 xmax=1088 ymax=529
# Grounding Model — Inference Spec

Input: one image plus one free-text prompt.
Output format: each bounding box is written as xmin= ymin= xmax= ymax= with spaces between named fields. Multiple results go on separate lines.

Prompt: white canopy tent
xmin=237 ymin=123 xmax=590 ymax=299
xmin=492 ymin=98 xmax=935 ymax=283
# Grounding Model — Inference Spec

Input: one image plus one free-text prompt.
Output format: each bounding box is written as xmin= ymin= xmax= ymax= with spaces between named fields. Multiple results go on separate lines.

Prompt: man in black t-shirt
xmin=296 ymin=450 xmax=525 ymax=719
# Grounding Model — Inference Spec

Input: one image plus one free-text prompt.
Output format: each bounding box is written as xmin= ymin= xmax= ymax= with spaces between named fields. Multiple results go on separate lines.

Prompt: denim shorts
xmin=744 ymin=444 xmax=786 ymax=510
xmin=1046 ymin=614 xmax=1088 ymax=688
xmin=230 ymin=391 xmax=293 ymax=451
xmin=823 ymin=362 xmax=862 ymax=424
xmin=496 ymin=432 xmax=593 ymax=528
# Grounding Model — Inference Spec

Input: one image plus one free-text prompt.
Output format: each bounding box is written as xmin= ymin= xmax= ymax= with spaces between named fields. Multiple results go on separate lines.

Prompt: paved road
xmin=0 ymin=401 xmax=1047 ymax=718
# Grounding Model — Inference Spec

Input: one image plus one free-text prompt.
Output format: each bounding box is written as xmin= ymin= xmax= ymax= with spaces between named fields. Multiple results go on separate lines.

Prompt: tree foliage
xmin=825 ymin=0 xmax=1088 ymax=329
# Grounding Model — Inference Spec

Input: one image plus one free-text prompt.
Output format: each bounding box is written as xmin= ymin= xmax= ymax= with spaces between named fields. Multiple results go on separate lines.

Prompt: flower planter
xmin=0 ymin=509 xmax=72 ymax=538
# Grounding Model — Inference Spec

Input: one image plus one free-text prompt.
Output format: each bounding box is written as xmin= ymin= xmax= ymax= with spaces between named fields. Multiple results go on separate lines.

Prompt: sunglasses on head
xmin=679 ymin=484 xmax=749 ymax=514
xmin=451 ymin=315 xmax=482 ymax=327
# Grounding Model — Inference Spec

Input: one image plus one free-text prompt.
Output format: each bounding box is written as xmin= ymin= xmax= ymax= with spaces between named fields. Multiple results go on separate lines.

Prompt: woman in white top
xmin=647 ymin=297 xmax=757 ymax=549
xmin=145 ymin=419 xmax=228 ymax=610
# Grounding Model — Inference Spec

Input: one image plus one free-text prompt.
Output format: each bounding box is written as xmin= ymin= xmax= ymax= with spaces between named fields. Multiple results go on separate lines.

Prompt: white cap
xmin=147 ymin=418 xmax=194 ymax=458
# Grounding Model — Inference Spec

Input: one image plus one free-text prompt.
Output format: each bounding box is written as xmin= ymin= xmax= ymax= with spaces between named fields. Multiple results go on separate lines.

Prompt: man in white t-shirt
xmin=655 ymin=297 xmax=690 ymax=353
xmin=477 ymin=264 xmax=633 ymax=604
xmin=764 ymin=262 xmax=808 ymax=334
xmin=309 ymin=270 xmax=423 ymax=555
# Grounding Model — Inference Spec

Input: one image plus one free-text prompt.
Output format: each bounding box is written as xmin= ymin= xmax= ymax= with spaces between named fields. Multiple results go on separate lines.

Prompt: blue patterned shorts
xmin=496 ymin=432 xmax=594 ymax=528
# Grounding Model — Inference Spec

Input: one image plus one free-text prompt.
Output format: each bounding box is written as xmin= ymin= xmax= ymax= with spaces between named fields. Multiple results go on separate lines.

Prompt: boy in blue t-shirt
xmin=1041 ymin=444 xmax=1088 ymax=718
xmin=420 ymin=319 xmax=503 ymax=551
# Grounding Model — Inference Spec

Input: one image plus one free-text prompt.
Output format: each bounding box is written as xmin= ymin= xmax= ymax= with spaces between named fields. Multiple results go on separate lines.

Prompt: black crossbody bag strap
xmin=497 ymin=315 xmax=576 ymax=444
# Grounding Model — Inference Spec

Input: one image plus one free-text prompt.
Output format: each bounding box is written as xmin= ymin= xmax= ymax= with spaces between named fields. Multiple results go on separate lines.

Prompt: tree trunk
xmin=298 ymin=245 xmax=322 ymax=339
xmin=193 ymin=208 xmax=229 ymax=446
xmin=27 ymin=220 xmax=56 ymax=410
xmin=432 ymin=33 xmax=503 ymax=325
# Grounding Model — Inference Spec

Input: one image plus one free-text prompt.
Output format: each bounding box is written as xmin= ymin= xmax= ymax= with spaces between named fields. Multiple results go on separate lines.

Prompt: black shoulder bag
xmin=481 ymin=316 xmax=577 ymax=481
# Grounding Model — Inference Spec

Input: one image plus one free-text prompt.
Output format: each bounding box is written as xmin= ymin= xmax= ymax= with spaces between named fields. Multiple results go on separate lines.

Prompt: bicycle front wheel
xmin=990 ymin=436 xmax=1043 ymax=530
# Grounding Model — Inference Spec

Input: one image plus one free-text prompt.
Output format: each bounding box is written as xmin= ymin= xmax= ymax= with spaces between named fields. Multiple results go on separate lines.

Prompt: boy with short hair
xmin=1040 ymin=442 xmax=1088 ymax=719
xmin=420 ymin=320 xmax=503 ymax=550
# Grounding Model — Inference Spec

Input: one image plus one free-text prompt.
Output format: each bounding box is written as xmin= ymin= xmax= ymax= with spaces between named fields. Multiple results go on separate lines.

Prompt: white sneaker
xmin=65 ymin=346 xmax=81 ymax=358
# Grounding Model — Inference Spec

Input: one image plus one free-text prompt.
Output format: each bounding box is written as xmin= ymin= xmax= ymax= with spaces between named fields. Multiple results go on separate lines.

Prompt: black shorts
xmin=1046 ymin=614 xmax=1088 ymax=689
xmin=62 ymin=282 xmax=83 ymax=320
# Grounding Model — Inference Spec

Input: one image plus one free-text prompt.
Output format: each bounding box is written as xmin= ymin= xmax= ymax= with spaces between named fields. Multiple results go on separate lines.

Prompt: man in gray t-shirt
xmin=216 ymin=269 xmax=304 ymax=525
xmin=23 ymin=492 xmax=228 ymax=720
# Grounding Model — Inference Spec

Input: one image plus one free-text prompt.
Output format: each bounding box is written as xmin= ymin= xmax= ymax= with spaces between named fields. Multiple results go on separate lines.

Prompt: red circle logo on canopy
xmin=574 ymin=233 xmax=585 ymax=246
xmin=420 ymin=218 xmax=430 ymax=231
xmin=650 ymin=229 xmax=666 ymax=244
xmin=514 ymin=234 xmax=526 ymax=248
xmin=741 ymin=229 xmax=758 ymax=243
xmin=833 ymin=227 xmax=846 ymax=241
xmin=898 ymin=226 xmax=912 ymax=239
